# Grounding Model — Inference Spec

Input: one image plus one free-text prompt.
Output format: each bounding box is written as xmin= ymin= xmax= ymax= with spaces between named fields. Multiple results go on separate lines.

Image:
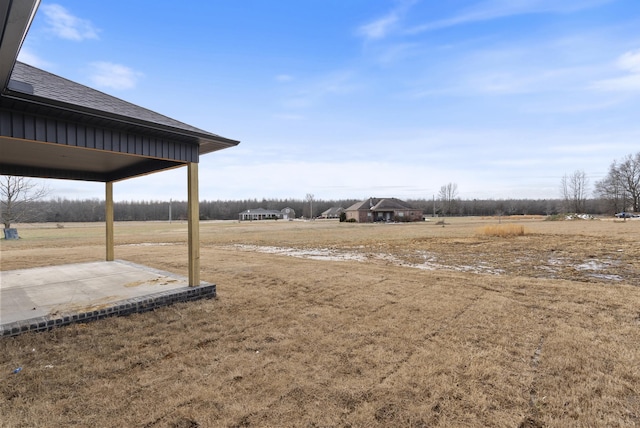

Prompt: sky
xmin=16 ymin=0 xmax=640 ymax=202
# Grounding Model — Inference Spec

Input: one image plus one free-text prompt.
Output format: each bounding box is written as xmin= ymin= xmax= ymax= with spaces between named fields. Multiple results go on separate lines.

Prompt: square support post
xmin=187 ymin=162 xmax=200 ymax=286
xmin=105 ymin=181 xmax=114 ymax=261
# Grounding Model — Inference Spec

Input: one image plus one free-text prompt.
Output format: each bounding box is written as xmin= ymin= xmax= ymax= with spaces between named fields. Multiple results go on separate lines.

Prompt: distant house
xmin=345 ymin=198 xmax=423 ymax=223
xmin=238 ymin=208 xmax=283 ymax=221
xmin=320 ymin=207 xmax=344 ymax=219
xmin=281 ymin=207 xmax=296 ymax=220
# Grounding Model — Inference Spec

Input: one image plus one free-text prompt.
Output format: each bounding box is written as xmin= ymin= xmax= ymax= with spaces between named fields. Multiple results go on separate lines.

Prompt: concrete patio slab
xmin=0 ymin=260 xmax=216 ymax=337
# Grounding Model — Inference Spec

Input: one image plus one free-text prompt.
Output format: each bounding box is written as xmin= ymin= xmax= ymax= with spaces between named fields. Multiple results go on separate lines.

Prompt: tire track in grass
xmin=328 ymin=289 xmax=485 ymax=427
xmin=376 ymin=291 xmax=484 ymax=387
xmin=518 ymin=334 xmax=547 ymax=428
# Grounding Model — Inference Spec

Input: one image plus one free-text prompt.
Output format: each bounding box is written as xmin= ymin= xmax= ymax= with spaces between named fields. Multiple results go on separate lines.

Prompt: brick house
xmin=345 ymin=198 xmax=423 ymax=223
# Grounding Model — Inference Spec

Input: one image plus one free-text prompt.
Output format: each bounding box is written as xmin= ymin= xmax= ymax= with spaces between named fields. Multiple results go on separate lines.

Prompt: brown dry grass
xmin=478 ymin=224 xmax=526 ymax=237
xmin=1 ymin=217 xmax=640 ymax=427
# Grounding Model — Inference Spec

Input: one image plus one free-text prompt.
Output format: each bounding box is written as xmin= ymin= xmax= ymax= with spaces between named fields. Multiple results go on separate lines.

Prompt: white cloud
xmin=281 ymin=70 xmax=359 ymax=109
xmin=358 ymin=12 xmax=399 ymax=40
xmin=272 ymin=113 xmax=305 ymax=121
xmin=357 ymin=0 xmax=417 ymax=41
xmin=276 ymin=74 xmax=294 ymax=82
xmin=617 ymin=49 xmax=640 ymax=73
xmin=41 ymin=4 xmax=100 ymax=41
xmin=592 ymin=74 xmax=640 ymax=91
xmin=591 ymin=49 xmax=640 ymax=92
xmin=17 ymin=47 xmax=51 ymax=68
xmin=88 ymin=62 xmax=143 ymax=90
xmin=406 ymin=0 xmax=613 ymax=34
xmin=470 ymin=66 xmax=586 ymax=95
xmin=370 ymin=42 xmax=422 ymax=65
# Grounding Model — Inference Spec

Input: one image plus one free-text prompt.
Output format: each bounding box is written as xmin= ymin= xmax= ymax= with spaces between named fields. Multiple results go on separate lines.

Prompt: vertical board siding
xmin=11 ymin=114 xmax=23 ymax=138
xmin=24 ymin=115 xmax=35 ymax=140
xmin=57 ymin=121 xmax=67 ymax=145
xmin=67 ymin=122 xmax=76 ymax=146
xmin=143 ymin=138 xmax=150 ymax=157
xmin=0 ymin=109 xmax=199 ymax=162
xmin=76 ymin=124 xmax=85 ymax=147
xmin=95 ymin=128 xmax=103 ymax=150
xmin=35 ymin=116 xmax=46 ymax=141
xmin=45 ymin=118 xmax=56 ymax=142
xmin=0 ymin=111 xmax=11 ymax=134
xmin=112 ymin=131 xmax=120 ymax=152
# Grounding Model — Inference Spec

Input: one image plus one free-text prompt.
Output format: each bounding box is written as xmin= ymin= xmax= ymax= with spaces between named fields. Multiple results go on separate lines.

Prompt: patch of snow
xmin=575 ymin=259 xmax=617 ymax=271
xmin=565 ymin=213 xmax=595 ymax=220
xmin=588 ymin=273 xmax=623 ymax=281
xmin=226 ymin=245 xmax=623 ymax=281
xmin=573 ymin=258 xmax=624 ymax=281
xmin=230 ymin=244 xmax=368 ymax=262
xmin=118 ymin=242 xmax=176 ymax=247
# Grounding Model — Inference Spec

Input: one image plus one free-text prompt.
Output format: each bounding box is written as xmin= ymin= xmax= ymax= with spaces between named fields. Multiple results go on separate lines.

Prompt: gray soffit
xmin=0 ymin=135 xmax=185 ymax=182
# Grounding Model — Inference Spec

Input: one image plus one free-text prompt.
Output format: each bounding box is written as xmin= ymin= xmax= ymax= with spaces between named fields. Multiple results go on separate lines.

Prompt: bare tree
xmin=560 ymin=170 xmax=589 ymax=213
xmin=594 ymin=162 xmax=626 ymax=214
xmin=438 ymin=183 xmax=458 ymax=216
xmin=617 ymin=152 xmax=640 ymax=212
xmin=560 ymin=174 xmax=569 ymax=211
xmin=1 ymin=175 xmax=50 ymax=229
xmin=595 ymin=152 xmax=640 ymax=213
xmin=305 ymin=193 xmax=315 ymax=219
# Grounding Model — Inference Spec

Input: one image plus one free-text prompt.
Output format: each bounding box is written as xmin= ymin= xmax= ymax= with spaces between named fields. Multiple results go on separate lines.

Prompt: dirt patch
xmin=227 ymin=231 xmax=639 ymax=284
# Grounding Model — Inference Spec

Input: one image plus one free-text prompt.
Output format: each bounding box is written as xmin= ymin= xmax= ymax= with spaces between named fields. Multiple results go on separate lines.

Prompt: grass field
xmin=1 ymin=217 xmax=639 ymax=427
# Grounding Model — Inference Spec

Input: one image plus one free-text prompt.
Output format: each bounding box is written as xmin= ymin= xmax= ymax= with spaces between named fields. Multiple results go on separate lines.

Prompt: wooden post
xmin=187 ymin=162 xmax=200 ymax=286
xmin=106 ymin=181 xmax=114 ymax=261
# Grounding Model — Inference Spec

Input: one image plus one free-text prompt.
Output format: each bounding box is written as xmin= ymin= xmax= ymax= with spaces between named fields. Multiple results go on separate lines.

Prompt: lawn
xmin=1 ymin=217 xmax=639 ymax=427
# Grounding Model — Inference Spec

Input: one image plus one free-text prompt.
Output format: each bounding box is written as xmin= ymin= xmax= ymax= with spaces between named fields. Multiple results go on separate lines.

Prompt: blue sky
xmin=18 ymin=0 xmax=640 ymax=202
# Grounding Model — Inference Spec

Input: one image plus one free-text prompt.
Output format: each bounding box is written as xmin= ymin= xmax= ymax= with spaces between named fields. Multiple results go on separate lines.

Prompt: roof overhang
xmin=0 ymin=0 xmax=39 ymax=89
xmin=0 ymin=0 xmax=239 ymax=183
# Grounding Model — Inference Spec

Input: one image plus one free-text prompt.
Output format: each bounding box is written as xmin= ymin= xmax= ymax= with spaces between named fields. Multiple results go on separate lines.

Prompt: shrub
xmin=545 ymin=214 xmax=564 ymax=221
xmin=479 ymin=224 xmax=526 ymax=237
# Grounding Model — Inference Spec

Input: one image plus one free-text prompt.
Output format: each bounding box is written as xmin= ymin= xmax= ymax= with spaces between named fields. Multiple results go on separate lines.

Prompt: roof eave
xmin=2 ymin=90 xmax=240 ymax=154
xmin=0 ymin=0 xmax=40 ymax=90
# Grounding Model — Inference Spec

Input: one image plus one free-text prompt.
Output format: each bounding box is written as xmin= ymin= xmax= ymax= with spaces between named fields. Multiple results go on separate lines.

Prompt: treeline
xmin=24 ymin=196 xmax=618 ymax=223
xmin=411 ymin=198 xmax=609 ymax=217
xmin=28 ymin=198 xmax=362 ymax=222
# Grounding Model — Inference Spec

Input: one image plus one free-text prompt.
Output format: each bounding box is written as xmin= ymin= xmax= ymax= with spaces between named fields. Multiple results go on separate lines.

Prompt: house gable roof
xmin=345 ymin=199 xmax=374 ymax=211
xmin=321 ymin=206 xmax=344 ymax=216
xmin=239 ymin=208 xmax=282 ymax=215
xmin=371 ymin=198 xmax=415 ymax=211
xmin=346 ymin=198 xmax=416 ymax=212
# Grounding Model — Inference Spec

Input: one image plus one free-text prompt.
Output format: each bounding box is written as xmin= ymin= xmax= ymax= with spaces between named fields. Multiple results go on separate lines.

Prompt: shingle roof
xmin=345 ymin=199 xmax=374 ymax=211
xmin=371 ymin=198 xmax=414 ymax=211
xmin=321 ymin=207 xmax=344 ymax=216
xmin=346 ymin=198 xmax=415 ymax=211
xmin=239 ymin=208 xmax=283 ymax=215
